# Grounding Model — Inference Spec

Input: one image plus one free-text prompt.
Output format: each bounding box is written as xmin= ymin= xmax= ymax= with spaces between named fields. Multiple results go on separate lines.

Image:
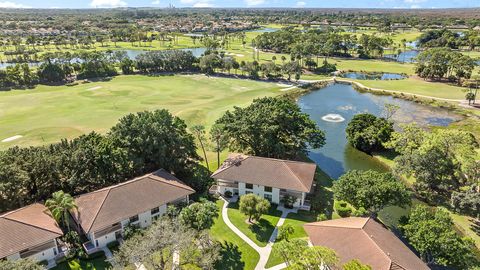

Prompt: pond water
xmin=298 ymin=83 xmax=462 ymax=179
xmin=250 ymin=28 xmax=279 ymax=33
xmin=340 ymin=72 xmax=406 ymax=80
xmin=384 ymin=50 xmax=419 ymax=63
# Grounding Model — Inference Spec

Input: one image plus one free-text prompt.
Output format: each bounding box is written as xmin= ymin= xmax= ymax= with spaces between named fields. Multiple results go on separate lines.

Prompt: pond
xmin=384 ymin=50 xmax=419 ymax=63
xmin=340 ymin=72 xmax=406 ymax=80
xmin=298 ymin=83 xmax=462 ymax=179
xmin=250 ymin=28 xmax=279 ymax=33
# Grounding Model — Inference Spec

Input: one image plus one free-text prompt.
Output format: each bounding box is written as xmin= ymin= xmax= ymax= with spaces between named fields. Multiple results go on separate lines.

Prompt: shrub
xmin=334 ymin=200 xmax=352 ymax=217
xmin=282 ymin=195 xmax=296 ymax=209
xmin=353 ymin=207 xmax=368 ymax=217
xmin=224 ymin=190 xmax=232 ymax=198
xmin=316 ymin=213 xmax=328 ymax=221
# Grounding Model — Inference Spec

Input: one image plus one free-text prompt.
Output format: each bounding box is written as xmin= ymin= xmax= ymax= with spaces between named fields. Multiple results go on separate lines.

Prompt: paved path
xmin=220 ymin=197 xmax=296 ymax=270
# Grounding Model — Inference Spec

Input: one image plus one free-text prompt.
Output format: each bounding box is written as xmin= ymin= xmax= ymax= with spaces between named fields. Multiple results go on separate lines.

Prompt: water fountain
xmin=321 ymin=114 xmax=346 ymax=123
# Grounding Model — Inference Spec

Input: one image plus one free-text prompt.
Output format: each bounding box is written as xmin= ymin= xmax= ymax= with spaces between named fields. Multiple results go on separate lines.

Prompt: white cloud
xmin=296 ymin=1 xmax=306 ymax=7
xmin=245 ymin=0 xmax=265 ymax=6
xmin=410 ymin=4 xmax=421 ymax=8
xmin=180 ymin=0 xmax=214 ymax=7
xmin=194 ymin=2 xmax=214 ymax=7
xmin=404 ymin=0 xmax=426 ymax=3
xmin=151 ymin=0 xmax=160 ymax=4
xmin=90 ymin=0 xmax=127 ymax=8
xmin=0 ymin=1 xmax=31 ymax=8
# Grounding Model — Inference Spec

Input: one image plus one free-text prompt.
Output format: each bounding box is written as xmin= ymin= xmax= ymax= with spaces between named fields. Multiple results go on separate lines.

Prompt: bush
xmin=316 ymin=213 xmax=328 ymax=221
xmin=352 ymin=207 xmax=368 ymax=217
xmin=107 ymin=240 xmax=120 ymax=251
xmin=334 ymin=200 xmax=352 ymax=217
xmin=224 ymin=190 xmax=232 ymax=198
xmin=282 ymin=195 xmax=296 ymax=209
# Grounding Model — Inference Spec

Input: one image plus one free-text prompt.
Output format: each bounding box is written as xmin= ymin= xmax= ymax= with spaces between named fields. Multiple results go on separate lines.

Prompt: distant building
xmin=304 ymin=217 xmax=430 ymax=270
xmin=0 ymin=203 xmax=63 ymax=264
xmin=211 ymin=154 xmax=316 ymax=210
xmin=70 ymin=169 xmax=194 ymax=253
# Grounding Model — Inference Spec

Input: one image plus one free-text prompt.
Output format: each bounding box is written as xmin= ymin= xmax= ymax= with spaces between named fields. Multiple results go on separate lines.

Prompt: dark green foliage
xmin=179 ymin=200 xmax=219 ymax=231
xmin=0 ymin=63 xmax=37 ymax=89
xmin=333 ymin=170 xmax=411 ymax=214
xmin=401 ymin=205 xmax=478 ymax=268
xmin=450 ymin=189 xmax=480 ymax=217
xmin=37 ymin=62 xmax=67 ymax=83
xmin=62 ymin=231 xmax=86 ymax=259
xmin=135 ymin=50 xmax=197 ymax=73
xmin=0 ymin=258 xmax=43 ymax=270
xmin=214 ymin=97 xmax=325 ymax=159
xmin=346 ymin=113 xmax=393 ymax=154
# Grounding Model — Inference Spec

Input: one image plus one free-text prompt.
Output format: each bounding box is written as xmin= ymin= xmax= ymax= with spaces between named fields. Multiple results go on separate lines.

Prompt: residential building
xmin=0 ymin=203 xmax=63 ymax=263
xmin=211 ymin=154 xmax=316 ymax=209
xmin=304 ymin=217 xmax=430 ymax=270
xmin=70 ymin=169 xmax=195 ymax=253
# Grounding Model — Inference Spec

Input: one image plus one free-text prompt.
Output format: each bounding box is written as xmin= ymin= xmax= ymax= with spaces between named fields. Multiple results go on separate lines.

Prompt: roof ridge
xmin=304 ymin=223 xmax=366 ymax=229
xmin=360 ymin=219 xmax=394 ymax=266
xmin=3 ymin=214 xmax=62 ymax=237
xmin=283 ymin=162 xmax=309 ymax=192
xmin=251 ymin=155 xmax=314 ymax=165
xmin=84 ymin=189 xmax=111 ymax=233
xmin=149 ymin=173 xmax=195 ymax=192
xmin=0 ymin=202 xmax=42 ymax=218
xmin=211 ymin=155 xmax=251 ymax=176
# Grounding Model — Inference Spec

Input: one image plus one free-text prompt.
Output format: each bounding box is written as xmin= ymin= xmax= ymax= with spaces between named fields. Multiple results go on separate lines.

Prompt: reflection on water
xmin=340 ymin=72 xmax=406 ymax=80
xmin=250 ymin=28 xmax=279 ymax=33
xmin=299 ymin=83 xmax=462 ymax=179
xmin=384 ymin=50 xmax=419 ymax=63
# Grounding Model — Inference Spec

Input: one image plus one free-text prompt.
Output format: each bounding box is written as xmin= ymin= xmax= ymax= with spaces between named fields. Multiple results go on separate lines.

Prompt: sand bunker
xmin=87 ymin=86 xmax=102 ymax=91
xmin=2 ymin=135 xmax=23 ymax=142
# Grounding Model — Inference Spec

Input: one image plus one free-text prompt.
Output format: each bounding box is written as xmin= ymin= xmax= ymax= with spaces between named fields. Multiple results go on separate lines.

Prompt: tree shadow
xmin=470 ymin=218 xmax=480 ymax=236
xmin=215 ymin=241 xmax=245 ymax=270
xmin=249 ymin=219 xmax=275 ymax=243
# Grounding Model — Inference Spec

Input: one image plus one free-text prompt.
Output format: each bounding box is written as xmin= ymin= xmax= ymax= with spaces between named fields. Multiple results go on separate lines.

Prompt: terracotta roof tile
xmin=71 ymin=169 xmax=194 ymax=234
xmin=211 ymin=154 xmax=316 ymax=192
xmin=0 ymin=203 xmax=63 ymax=259
xmin=304 ymin=217 xmax=430 ymax=270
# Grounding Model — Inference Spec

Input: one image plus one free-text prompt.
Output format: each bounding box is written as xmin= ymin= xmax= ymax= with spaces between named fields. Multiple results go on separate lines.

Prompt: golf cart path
xmin=220 ymin=197 xmax=292 ymax=270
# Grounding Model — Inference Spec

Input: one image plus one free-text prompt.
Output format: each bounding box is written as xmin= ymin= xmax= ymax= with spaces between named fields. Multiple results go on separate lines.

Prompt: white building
xmin=211 ymin=154 xmax=316 ymax=210
xmin=0 ymin=203 xmax=63 ymax=264
xmin=70 ymin=169 xmax=194 ymax=253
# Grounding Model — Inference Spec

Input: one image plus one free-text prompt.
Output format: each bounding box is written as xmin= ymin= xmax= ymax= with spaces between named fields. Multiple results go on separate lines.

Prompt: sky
xmin=0 ymin=0 xmax=478 ymax=9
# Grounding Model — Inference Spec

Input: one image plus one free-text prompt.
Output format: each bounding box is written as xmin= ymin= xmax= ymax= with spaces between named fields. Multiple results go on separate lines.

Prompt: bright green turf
xmin=210 ymin=200 xmax=260 ymax=270
xmin=0 ymin=74 xmax=282 ymax=150
xmin=227 ymin=202 xmax=282 ymax=247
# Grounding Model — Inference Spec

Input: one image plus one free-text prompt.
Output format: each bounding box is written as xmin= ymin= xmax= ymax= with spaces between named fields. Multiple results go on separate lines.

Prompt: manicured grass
xmin=227 ymin=202 xmax=282 ymax=247
xmin=210 ymin=200 xmax=260 ymax=270
xmin=0 ymin=74 xmax=282 ymax=150
xmin=51 ymin=257 xmax=110 ymax=270
xmin=282 ymin=211 xmax=317 ymax=239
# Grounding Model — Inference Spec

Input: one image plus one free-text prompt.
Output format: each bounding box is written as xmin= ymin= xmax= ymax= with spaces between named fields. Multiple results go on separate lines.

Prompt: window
xmin=245 ymin=191 xmax=253 ymax=194
xmin=129 ymin=215 xmax=139 ymax=223
xmin=245 ymin=183 xmax=253 ymax=189
xmin=264 ymin=186 xmax=272 ymax=192
xmin=151 ymin=207 xmax=160 ymax=215
xmin=264 ymin=194 xmax=272 ymax=202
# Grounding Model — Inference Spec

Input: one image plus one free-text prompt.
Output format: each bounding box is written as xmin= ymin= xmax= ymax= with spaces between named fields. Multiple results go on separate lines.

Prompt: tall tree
xmin=191 ymin=125 xmax=210 ymax=172
xmin=214 ymin=97 xmax=325 ymax=159
xmin=346 ymin=113 xmax=393 ymax=154
xmin=239 ymin=193 xmax=270 ymax=223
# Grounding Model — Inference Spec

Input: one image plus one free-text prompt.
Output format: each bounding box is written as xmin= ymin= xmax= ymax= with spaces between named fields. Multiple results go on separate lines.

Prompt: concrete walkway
xmin=220 ymin=197 xmax=296 ymax=270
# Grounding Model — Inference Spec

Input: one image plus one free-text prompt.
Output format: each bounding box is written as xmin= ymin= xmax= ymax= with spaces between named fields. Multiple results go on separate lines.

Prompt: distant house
xmin=0 ymin=203 xmax=63 ymax=264
xmin=211 ymin=154 xmax=316 ymax=209
xmin=304 ymin=217 xmax=430 ymax=270
xmin=70 ymin=169 xmax=195 ymax=253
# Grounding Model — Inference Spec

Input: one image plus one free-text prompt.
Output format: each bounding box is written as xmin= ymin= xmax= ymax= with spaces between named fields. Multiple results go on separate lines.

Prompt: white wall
xmin=5 ymin=240 xmax=58 ymax=262
xmin=94 ymin=231 xmax=117 ymax=248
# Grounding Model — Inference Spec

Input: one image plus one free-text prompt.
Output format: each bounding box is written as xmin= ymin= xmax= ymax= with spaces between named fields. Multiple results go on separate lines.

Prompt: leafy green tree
xmin=384 ymin=123 xmax=426 ymax=155
xmin=343 ymin=259 xmax=372 ymax=270
xmin=450 ymin=189 xmax=480 ymax=218
xmin=45 ymin=190 xmax=77 ymax=229
xmin=179 ymin=200 xmax=219 ymax=231
xmin=401 ymin=205 xmax=477 ymax=268
xmin=346 ymin=113 xmax=393 ymax=154
xmin=62 ymin=231 xmax=85 ymax=259
xmin=214 ymin=97 xmax=325 ymax=159
xmin=0 ymin=258 xmax=43 ymax=270
xmin=277 ymin=224 xmax=295 ymax=242
xmin=333 ymin=170 xmax=411 ymax=214
xmin=210 ymin=124 xmax=228 ymax=169
xmin=290 ymin=246 xmax=339 ymax=270
xmin=239 ymin=193 xmax=270 ymax=223
xmin=109 ymin=109 xmax=199 ymax=176
xmin=274 ymin=239 xmax=309 ymax=266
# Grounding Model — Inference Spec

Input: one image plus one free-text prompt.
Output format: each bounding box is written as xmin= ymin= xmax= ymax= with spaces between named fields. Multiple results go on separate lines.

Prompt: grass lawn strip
xmin=210 ymin=200 xmax=260 ymax=270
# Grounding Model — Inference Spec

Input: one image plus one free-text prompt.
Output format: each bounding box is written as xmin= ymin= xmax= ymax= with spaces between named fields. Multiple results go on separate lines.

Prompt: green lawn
xmin=210 ymin=200 xmax=260 ymax=270
xmin=0 ymin=74 xmax=282 ymax=150
xmin=51 ymin=257 xmax=110 ymax=270
xmin=227 ymin=202 xmax=282 ymax=247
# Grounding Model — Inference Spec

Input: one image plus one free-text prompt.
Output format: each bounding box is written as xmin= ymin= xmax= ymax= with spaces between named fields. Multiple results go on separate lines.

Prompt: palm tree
xmin=45 ymin=191 xmax=77 ymax=230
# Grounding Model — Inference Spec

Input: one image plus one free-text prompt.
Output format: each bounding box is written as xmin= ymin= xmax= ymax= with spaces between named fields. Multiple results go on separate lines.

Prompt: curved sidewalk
xmin=220 ymin=197 xmax=291 ymax=270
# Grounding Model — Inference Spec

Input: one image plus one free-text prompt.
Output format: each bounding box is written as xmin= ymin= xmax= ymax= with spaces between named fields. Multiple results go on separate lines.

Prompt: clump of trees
xmin=0 ymin=109 xmax=209 ymax=213
xmin=0 ymin=63 xmax=37 ymax=88
xmin=346 ymin=113 xmax=393 ymax=154
xmin=135 ymin=50 xmax=197 ymax=73
xmin=212 ymin=96 xmax=325 ymax=159
xmin=415 ymin=48 xmax=476 ymax=84
xmin=400 ymin=205 xmax=478 ymax=268
xmin=179 ymin=199 xmax=219 ymax=231
xmin=333 ymin=170 xmax=411 ymax=215
xmin=0 ymin=258 xmax=44 ymax=270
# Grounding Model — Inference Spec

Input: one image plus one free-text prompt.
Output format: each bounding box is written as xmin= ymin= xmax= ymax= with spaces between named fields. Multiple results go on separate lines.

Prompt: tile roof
xmin=71 ymin=169 xmax=195 ymax=234
xmin=304 ymin=217 xmax=430 ymax=270
xmin=211 ymin=154 xmax=316 ymax=192
xmin=0 ymin=203 xmax=63 ymax=259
